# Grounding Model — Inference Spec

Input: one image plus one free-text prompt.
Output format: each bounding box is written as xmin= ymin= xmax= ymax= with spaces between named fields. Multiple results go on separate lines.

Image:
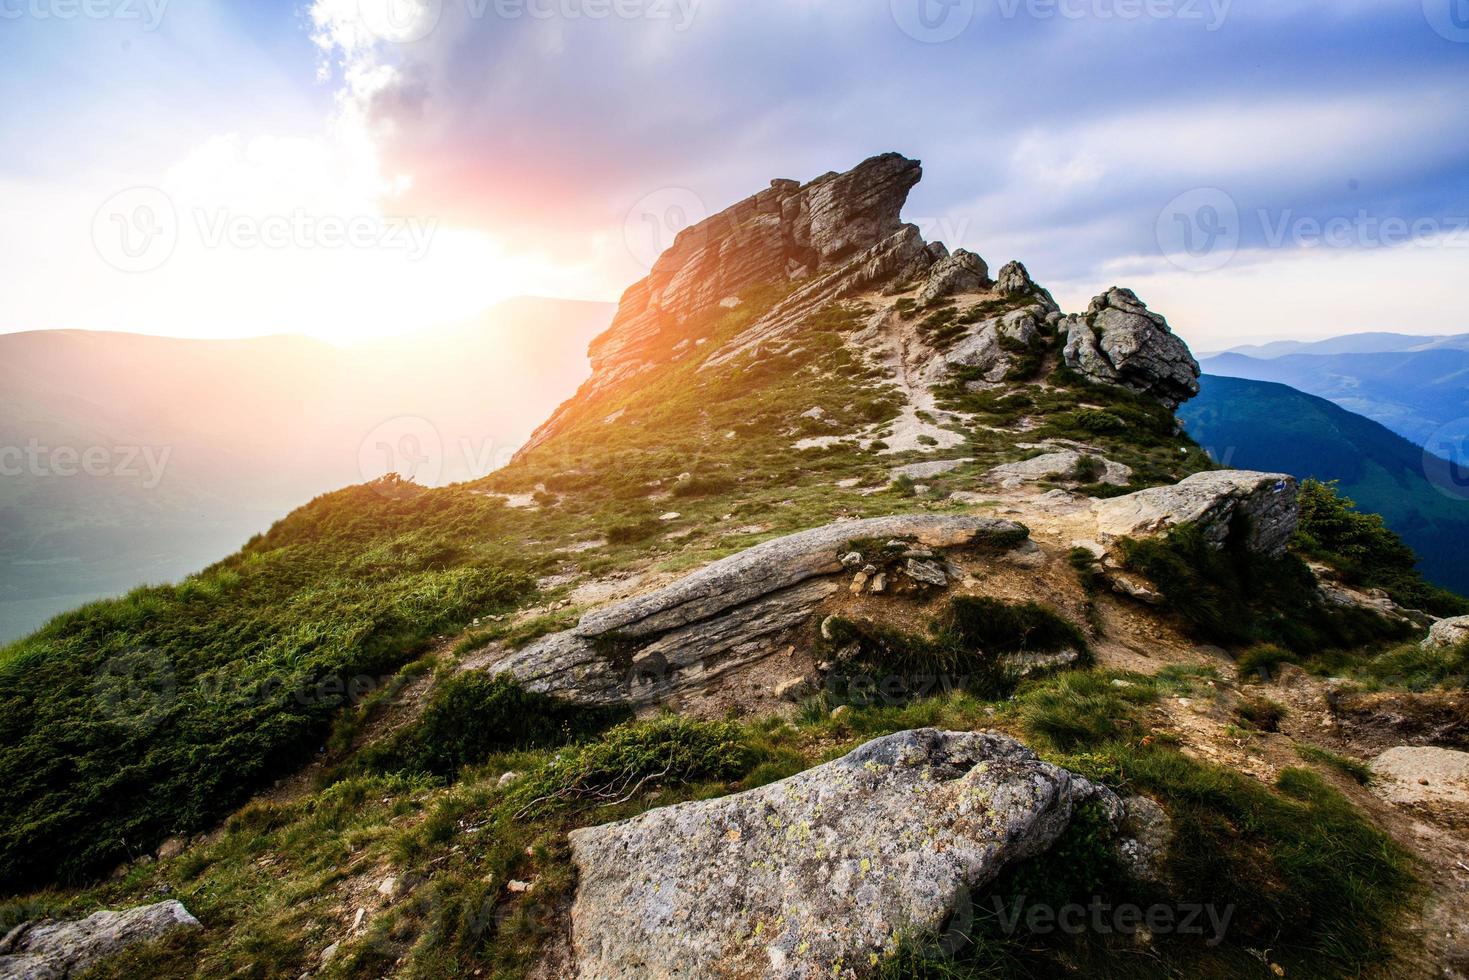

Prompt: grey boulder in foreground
xmin=567 ymin=729 xmax=1121 ymax=979
xmin=0 ymin=900 xmax=200 ymax=980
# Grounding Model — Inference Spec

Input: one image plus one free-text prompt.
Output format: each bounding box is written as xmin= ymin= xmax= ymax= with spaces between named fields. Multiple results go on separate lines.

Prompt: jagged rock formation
xmin=1062 ymin=288 xmax=1201 ymax=410
xmin=0 ymin=901 xmax=200 ymax=980
xmin=488 ymin=515 xmax=1026 ymax=706
xmin=522 ymin=153 xmax=924 ymax=453
xmin=914 ymin=248 xmax=989 ymax=306
xmin=566 ymin=729 xmax=1122 ymax=979
xmin=521 ymin=152 xmax=1201 ymax=456
xmin=1091 ymin=470 xmax=1298 ymax=556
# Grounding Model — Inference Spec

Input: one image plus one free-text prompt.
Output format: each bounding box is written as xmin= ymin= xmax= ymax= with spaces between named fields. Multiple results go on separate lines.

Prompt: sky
xmin=1 ymin=0 xmax=1467 ymax=351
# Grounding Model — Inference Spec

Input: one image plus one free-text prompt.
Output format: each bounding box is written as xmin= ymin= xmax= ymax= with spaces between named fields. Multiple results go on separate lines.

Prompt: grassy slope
xmin=0 ymin=287 xmax=1450 ymax=977
xmin=1181 ymin=375 xmax=1469 ymax=594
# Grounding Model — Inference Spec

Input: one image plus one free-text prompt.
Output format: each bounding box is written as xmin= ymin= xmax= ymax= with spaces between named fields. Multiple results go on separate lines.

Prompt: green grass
xmin=1295 ymin=745 xmax=1374 ymax=786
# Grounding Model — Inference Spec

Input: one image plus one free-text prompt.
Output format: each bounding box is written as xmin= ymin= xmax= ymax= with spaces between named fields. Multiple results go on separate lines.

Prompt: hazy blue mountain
xmin=1180 ymin=375 xmax=1469 ymax=595
xmin=1200 ymin=347 xmax=1469 ymax=463
xmin=0 ymin=297 xmax=614 ymax=643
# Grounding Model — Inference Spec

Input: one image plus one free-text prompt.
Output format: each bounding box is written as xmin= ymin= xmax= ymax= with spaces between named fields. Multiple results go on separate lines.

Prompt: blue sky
xmin=2 ymin=0 xmax=1467 ymax=348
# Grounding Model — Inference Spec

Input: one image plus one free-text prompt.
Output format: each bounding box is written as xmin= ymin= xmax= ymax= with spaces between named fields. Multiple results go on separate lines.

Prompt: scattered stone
xmin=497 ymin=771 xmax=521 ymax=789
xmin=352 ymin=908 xmax=366 ymax=932
xmin=889 ymin=457 xmax=973 ymax=481
xmin=321 ymin=942 xmax=339 ymax=963
xmin=902 ymin=558 xmax=948 ymax=587
xmin=658 ymin=512 xmax=681 ymax=522
xmin=849 ymin=571 xmax=870 ymax=594
xmin=870 ymin=572 xmax=887 ymax=594
xmin=155 ymin=837 xmax=185 ymax=861
xmin=820 ymin=616 xmax=838 ymax=641
xmin=1110 ymin=572 xmax=1166 ymax=605
xmin=986 ymin=450 xmax=1132 ymax=490
xmin=566 ymin=730 xmax=1121 ymax=980
xmin=839 ymin=551 xmax=863 ymax=568
xmin=507 ymin=880 xmax=534 ymax=894
xmin=0 ymin=901 xmax=201 ymax=980
xmin=800 ymin=406 xmax=826 ymax=420
xmin=377 ymin=876 xmax=399 ymax=900
xmin=775 ymin=677 xmax=815 ymax=702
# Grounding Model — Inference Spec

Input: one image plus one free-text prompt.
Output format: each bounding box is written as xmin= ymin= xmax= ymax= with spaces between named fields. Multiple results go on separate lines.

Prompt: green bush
xmin=605 ymin=518 xmax=664 ymax=544
xmin=1236 ymin=643 xmax=1299 ymax=682
xmin=1120 ymin=522 xmax=1407 ymax=652
xmin=1236 ymin=695 xmax=1286 ymax=732
xmin=357 ymin=674 xmax=626 ymax=779
xmin=1295 ymin=479 xmax=1468 ymax=617
xmin=510 ymin=717 xmax=752 ymax=818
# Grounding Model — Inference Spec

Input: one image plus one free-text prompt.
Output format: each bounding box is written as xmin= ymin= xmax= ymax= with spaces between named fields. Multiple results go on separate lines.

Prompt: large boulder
xmin=490 ymin=515 xmax=1027 ymax=705
xmin=567 ymin=729 xmax=1121 ymax=979
xmin=1062 ymin=287 xmax=1200 ymax=410
xmin=1424 ymin=615 xmax=1469 ymax=651
xmin=1090 ymin=470 xmax=1298 ymax=556
xmin=0 ymin=900 xmax=200 ymax=980
xmin=914 ymin=248 xmax=989 ymax=306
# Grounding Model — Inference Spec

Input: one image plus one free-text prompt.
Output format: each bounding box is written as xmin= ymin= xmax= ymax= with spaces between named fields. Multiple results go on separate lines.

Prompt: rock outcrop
xmin=0 ymin=900 xmax=200 ymax=980
xmin=521 ymin=154 xmax=923 ymax=453
xmin=914 ymin=248 xmax=989 ymax=306
xmin=488 ymin=515 xmax=1026 ymax=706
xmin=567 ymin=729 xmax=1121 ymax=979
xmin=1090 ymin=470 xmax=1298 ymax=556
xmin=1062 ymin=287 xmax=1200 ymax=410
xmin=1425 ymin=615 xmax=1469 ymax=650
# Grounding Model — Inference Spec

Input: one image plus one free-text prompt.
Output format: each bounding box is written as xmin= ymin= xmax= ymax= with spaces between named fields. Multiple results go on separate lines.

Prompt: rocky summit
xmin=6 ymin=151 xmax=1468 ymax=980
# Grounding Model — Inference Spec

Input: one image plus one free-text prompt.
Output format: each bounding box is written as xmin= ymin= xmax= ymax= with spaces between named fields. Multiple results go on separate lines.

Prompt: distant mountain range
xmin=1180 ymin=375 xmax=1469 ymax=596
xmin=0 ymin=297 xmax=614 ymax=643
xmin=1200 ymin=331 xmax=1469 ymax=465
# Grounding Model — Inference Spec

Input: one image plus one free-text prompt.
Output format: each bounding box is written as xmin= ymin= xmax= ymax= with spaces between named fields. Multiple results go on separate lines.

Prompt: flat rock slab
xmin=1091 ymin=470 xmax=1297 ymax=556
xmin=888 ymin=457 xmax=973 ymax=481
xmin=1371 ymin=745 xmax=1469 ymax=810
xmin=492 ymin=515 xmax=1026 ymax=705
xmin=567 ymin=729 xmax=1118 ymax=979
xmin=0 ymin=900 xmax=200 ymax=980
xmin=985 ymin=451 xmax=1131 ymax=490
